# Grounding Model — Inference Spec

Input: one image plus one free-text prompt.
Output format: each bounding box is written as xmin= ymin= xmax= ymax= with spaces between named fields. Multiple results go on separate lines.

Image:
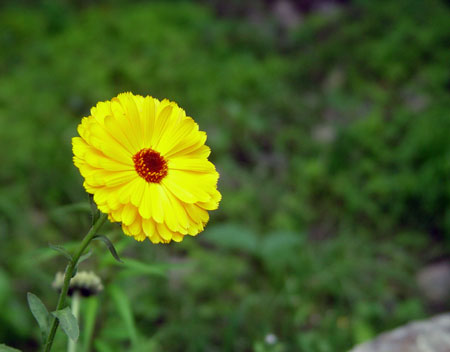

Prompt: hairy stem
xmin=43 ymin=213 xmax=107 ymax=352
xmin=67 ymin=291 xmax=81 ymax=352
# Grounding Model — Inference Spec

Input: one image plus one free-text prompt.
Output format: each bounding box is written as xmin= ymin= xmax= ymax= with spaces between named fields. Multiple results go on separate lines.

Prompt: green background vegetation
xmin=0 ymin=0 xmax=449 ymax=351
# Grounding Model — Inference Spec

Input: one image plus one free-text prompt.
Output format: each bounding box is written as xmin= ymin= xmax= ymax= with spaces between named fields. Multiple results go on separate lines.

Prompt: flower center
xmin=132 ymin=148 xmax=168 ymax=183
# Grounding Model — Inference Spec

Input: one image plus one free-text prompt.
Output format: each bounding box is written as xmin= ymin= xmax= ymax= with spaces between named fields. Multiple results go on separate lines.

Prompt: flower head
xmin=52 ymin=271 xmax=104 ymax=297
xmin=73 ymin=93 xmax=221 ymax=243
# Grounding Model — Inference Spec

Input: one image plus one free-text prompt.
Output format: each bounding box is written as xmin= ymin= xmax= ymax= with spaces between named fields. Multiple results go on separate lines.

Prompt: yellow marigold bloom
xmin=72 ymin=93 xmax=221 ymax=243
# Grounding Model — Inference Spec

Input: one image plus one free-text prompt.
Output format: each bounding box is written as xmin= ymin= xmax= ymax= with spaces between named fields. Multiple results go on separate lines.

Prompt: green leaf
xmin=353 ymin=318 xmax=375 ymax=344
xmin=94 ymin=340 xmax=114 ymax=352
xmin=93 ymin=235 xmax=123 ymax=263
xmin=78 ymin=250 xmax=93 ymax=266
xmin=259 ymin=231 xmax=305 ymax=267
xmin=117 ymin=259 xmax=166 ymax=278
xmin=0 ymin=344 xmax=22 ymax=352
xmin=27 ymin=292 xmax=51 ymax=341
xmin=51 ymin=306 xmax=79 ymax=341
xmin=205 ymin=224 xmax=259 ymax=254
xmin=109 ymin=284 xmax=138 ymax=346
xmin=48 ymin=243 xmax=73 ymax=261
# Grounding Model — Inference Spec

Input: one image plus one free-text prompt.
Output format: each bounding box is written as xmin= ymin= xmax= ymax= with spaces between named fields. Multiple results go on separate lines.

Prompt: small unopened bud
xmin=52 ymin=271 xmax=104 ymax=297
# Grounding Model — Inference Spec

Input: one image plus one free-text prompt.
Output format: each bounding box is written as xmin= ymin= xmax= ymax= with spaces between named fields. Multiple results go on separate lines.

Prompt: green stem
xmin=43 ymin=213 xmax=107 ymax=352
xmin=67 ymin=291 xmax=81 ymax=352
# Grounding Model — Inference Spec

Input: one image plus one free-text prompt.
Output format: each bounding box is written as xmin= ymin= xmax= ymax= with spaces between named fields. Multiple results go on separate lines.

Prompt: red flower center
xmin=133 ymin=148 xmax=168 ymax=183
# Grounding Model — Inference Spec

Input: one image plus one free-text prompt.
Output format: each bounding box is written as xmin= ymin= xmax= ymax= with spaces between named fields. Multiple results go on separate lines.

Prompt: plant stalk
xmin=43 ymin=213 xmax=107 ymax=352
xmin=67 ymin=291 xmax=81 ymax=352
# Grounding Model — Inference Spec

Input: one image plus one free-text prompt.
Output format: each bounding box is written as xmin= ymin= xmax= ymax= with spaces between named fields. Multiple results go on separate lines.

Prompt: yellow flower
xmin=72 ymin=93 xmax=221 ymax=243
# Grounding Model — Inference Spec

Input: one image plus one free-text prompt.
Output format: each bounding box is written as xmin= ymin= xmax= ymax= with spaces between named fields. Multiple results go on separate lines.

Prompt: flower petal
xmin=168 ymin=157 xmax=216 ymax=173
xmin=163 ymin=170 xmax=216 ymax=203
xmin=122 ymin=203 xmax=137 ymax=226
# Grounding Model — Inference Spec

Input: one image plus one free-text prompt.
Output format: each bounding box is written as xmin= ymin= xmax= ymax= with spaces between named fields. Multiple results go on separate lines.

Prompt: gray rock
xmin=349 ymin=314 xmax=450 ymax=352
xmin=272 ymin=0 xmax=302 ymax=29
xmin=417 ymin=261 xmax=450 ymax=306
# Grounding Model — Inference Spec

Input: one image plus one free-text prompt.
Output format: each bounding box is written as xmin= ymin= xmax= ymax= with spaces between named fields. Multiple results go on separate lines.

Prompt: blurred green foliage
xmin=0 ymin=0 xmax=449 ymax=351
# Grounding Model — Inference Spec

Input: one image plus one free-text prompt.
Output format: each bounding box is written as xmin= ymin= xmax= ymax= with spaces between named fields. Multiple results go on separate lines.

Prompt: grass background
xmin=0 ymin=0 xmax=449 ymax=351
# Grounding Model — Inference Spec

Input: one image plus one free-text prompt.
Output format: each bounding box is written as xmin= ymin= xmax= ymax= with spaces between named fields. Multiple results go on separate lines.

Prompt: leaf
xmin=353 ymin=319 xmax=375 ymax=344
xmin=0 ymin=344 xmax=22 ymax=352
xmin=93 ymin=235 xmax=123 ymax=263
xmin=51 ymin=306 xmax=79 ymax=341
xmin=119 ymin=259 xmax=166 ymax=277
xmin=261 ymin=231 xmax=304 ymax=251
xmin=205 ymin=224 xmax=259 ymax=254
xmin=259 ymin=231 xmax=305 ymax=266
xmin=108 ymin=284 xmax=138 ymax=346
xmin=93 ymin=340 xmax=114 ymax=352
xmin=27 ymin=292 xmax=51 ymax=341
xmin=78 ymin=250 xmax=93 ymax=266
xmin=48 ymin=243 xmax=73 ymax=261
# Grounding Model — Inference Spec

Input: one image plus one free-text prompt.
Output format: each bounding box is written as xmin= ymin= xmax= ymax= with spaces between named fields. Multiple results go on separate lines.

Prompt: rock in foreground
xmin=349 ymin=314 xmax=450 ymax=352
